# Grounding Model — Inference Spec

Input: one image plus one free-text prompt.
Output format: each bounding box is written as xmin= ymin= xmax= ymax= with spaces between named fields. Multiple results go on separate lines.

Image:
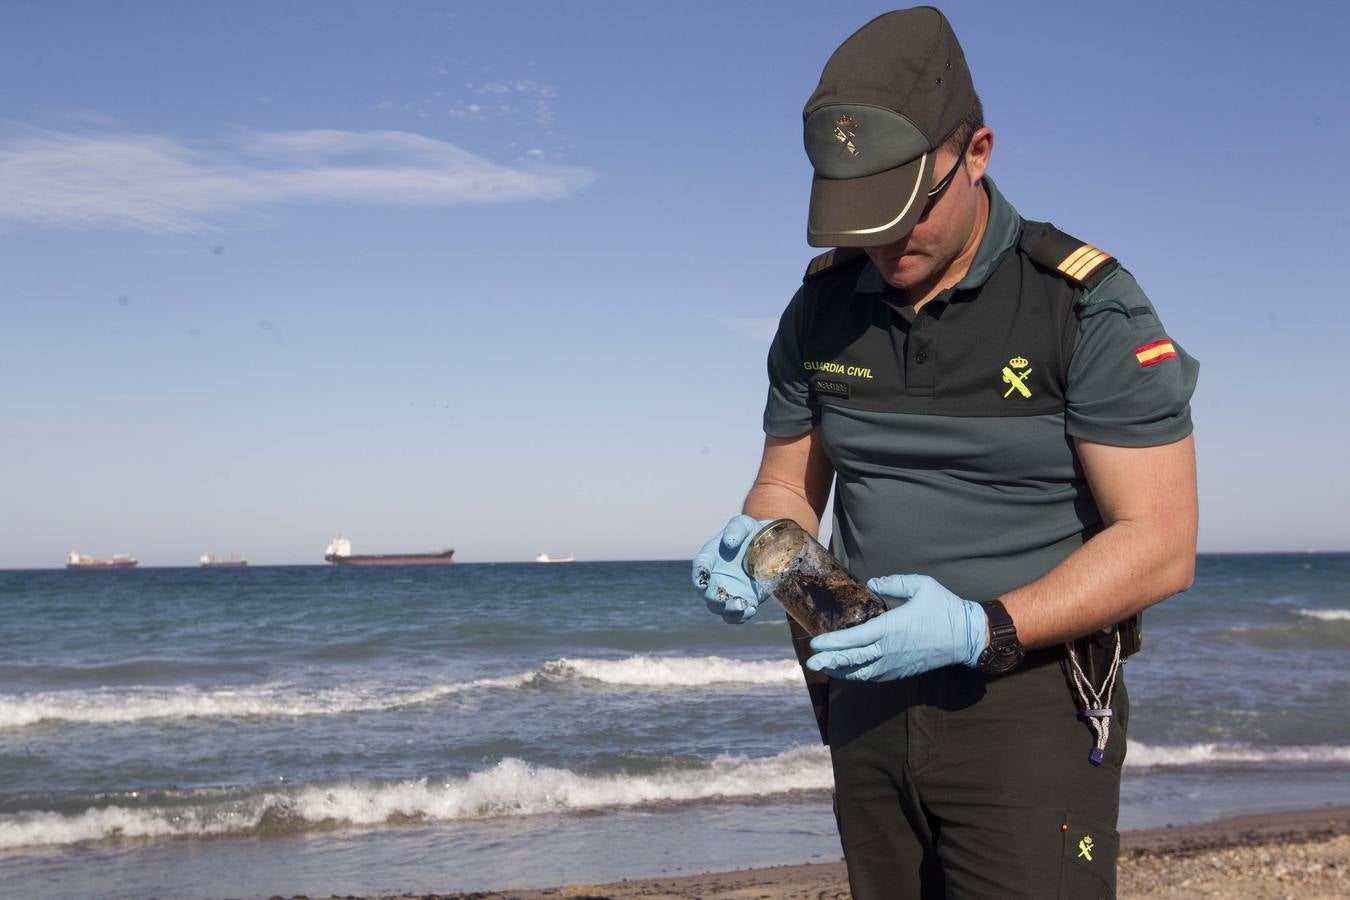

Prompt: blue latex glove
xmin=691 ymin=515 xmax=773 ymax=624
xmin=805 ymin=574 xmax=989 ymax=681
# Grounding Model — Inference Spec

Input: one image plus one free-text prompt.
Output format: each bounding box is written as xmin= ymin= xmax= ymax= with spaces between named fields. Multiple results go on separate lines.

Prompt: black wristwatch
xmin=977 ymin=600 xmax=1025 ymax=675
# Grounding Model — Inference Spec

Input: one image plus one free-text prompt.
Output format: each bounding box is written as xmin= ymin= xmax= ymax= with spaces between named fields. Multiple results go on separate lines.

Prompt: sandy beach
xmin=334 ymin=805 xmax=1348 ymax=900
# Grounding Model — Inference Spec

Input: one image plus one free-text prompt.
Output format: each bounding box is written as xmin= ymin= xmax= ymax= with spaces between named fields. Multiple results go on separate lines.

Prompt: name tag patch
xmin=814 ymin=378 xmax=851 ymax=399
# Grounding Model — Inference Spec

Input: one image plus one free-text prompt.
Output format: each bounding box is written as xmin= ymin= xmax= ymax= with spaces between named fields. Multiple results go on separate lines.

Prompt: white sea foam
xmin=0 ymin=804 xmax=238 ymax=849
xmin=7 ymin=738 xmax=1350 ymax=851
xmin=1127 ymin=741 xmax=1350 ymax=769
xmin=1297 ymin=608 xmax=1350 ymax=621
xmin=0 ymin=656 xmax=800 ymax=729
xmin=0 ymin=745 xmax=833 ymax=850
xmin=0 ymin=674 xmax=533 ymax=729
xmin=542 ymin=656 xmax=800 ymax=687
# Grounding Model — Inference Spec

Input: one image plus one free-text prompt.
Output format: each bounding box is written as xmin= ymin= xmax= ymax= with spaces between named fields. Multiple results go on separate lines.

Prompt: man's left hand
xmin=805 ymin=575 xmax=989 ymax=681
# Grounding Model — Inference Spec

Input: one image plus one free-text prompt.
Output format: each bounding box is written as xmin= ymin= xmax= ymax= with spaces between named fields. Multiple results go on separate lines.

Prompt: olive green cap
xmin=803 ymin=7 xmax=975 ymax=247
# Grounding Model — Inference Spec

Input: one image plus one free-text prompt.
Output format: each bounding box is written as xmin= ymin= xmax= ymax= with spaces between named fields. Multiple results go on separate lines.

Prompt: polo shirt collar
xmin=853 ymin=176 xmax=1022 ymax=297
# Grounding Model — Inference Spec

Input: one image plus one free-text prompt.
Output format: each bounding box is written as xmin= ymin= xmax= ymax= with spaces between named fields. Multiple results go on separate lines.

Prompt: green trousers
xmin=827 ymin=651 xmax=1127 ymax=900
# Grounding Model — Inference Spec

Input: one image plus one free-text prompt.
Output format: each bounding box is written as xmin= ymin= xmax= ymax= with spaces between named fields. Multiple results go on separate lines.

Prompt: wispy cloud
xmin=480 ymin=80 xmax=556 ymax=98
xmin=449 ymin=79 xmax=558 ymax=127
xmin=0 ymin=127 xmax=596 ymax=232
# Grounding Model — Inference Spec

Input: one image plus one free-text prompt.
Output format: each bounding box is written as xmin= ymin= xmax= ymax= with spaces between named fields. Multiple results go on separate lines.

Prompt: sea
xmin=1 ymin=555 xmax=1348 ymax=899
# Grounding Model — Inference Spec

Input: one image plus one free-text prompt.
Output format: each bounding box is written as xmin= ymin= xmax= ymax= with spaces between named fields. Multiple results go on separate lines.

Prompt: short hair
xmin=943 ymin=92 xmax=985 ymax=154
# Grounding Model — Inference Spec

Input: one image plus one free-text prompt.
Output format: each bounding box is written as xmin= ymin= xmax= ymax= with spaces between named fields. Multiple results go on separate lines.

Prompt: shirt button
xmin=916 ymin=351 xmax=929 ymax=363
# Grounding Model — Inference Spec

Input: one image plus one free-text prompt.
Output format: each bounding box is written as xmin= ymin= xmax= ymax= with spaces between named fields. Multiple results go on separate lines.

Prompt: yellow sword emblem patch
xmin=1001 ymin=356 xmax=1033 ymax=399
xmin=1077 ymin=835 xmax=1095 ymax=861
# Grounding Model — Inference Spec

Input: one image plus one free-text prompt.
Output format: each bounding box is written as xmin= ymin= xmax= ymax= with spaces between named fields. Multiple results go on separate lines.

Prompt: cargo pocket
xmin=1058 ymin=811 xmax=1119 ymax=899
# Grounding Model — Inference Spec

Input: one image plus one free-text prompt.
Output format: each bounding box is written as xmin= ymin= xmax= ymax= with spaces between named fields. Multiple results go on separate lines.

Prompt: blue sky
xmin=2 ymin=1 xmax=1347 ymax=567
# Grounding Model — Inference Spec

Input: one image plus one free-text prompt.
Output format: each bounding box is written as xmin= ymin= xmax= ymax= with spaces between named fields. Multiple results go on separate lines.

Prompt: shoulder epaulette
xmin=1021 ymin=222 xmax=1119 ymax=293
xmin=803 ymin=246 xmax=867 ymax=283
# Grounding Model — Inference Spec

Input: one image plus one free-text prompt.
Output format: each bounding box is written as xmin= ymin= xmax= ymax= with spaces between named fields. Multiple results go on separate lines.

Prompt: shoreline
xmin=349 ymin=803 xmax=1349 ymax=900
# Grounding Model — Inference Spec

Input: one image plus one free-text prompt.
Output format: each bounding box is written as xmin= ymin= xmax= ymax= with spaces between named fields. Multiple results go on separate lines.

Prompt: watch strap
xmin=982 ymin=599 xmax=1016 ymax=640
xmin=978 ymin=599 xmax=1025 ymax=674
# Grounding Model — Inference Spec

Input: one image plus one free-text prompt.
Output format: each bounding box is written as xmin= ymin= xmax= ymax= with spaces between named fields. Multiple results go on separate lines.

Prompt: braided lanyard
xmin=1065 ymin=630 xmax=1122 ymax=766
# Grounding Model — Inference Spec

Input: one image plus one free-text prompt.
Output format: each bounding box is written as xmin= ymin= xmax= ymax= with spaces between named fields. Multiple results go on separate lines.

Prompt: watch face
xmin=980 ymin=644 xmax=1024 ymax=675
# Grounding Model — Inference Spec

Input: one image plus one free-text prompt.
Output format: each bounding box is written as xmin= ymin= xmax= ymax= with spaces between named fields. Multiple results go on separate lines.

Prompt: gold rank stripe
xmin=1057 ymin=244 xmax=1113 ymax=281
xmin=1135 ymin=340 xmax=1177 ymax=367
xmin=807 ymin=250 xmax=836 ymax=277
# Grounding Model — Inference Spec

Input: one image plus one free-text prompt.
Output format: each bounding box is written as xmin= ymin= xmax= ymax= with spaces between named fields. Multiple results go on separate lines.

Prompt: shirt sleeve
xmin=1065 ymin=268 xmax=1200 ymax=447
xmin=763 ymin=286 xmax=820 ymax=438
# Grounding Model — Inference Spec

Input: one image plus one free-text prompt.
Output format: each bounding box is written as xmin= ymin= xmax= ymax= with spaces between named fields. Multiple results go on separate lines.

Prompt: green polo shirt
xmin=763 ymin=179 xmax=1199 ymax=600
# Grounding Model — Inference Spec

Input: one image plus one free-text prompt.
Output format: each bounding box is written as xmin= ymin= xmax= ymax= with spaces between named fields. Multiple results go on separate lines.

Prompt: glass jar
xmin=742 ymin=519 xmax=886 ymax=637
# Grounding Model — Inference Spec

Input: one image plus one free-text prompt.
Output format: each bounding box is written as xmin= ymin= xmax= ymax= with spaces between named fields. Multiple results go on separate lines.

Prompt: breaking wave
xmin=544 ymin=655 xmax=798 ymax=687
xmin=1127 ymin=741 xmax=1350 ymax=769
xmin=1297 ymin=608 xmax=1350 ymax=621
xmin=0 ymin=655 xmax=800 ymax=729
xmin=4 ymin=739 xmax=1348 ymax=851
xmin=0 ymin=745 xmax=832 ymax=850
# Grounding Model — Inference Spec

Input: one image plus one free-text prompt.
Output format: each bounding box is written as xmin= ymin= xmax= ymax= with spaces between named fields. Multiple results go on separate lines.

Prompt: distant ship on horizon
xmin=200 ymin=553 xmax=248 ymax=568
xmin=66 ymin=551 xmax=137 ymax=569
xmin=535 ymin=553 xmax=576 ymax=563
xmin=324 ymin=536 xmax=455 ymax=566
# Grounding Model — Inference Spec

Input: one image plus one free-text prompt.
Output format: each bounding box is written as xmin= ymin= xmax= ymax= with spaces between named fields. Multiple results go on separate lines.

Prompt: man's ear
xmin=966 ymin=126 xmax=994 ymax=182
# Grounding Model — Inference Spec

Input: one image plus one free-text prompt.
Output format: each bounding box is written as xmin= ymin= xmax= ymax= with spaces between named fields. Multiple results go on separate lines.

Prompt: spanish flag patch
xmin=1135 ymin=339 xmax=1177 ymax=367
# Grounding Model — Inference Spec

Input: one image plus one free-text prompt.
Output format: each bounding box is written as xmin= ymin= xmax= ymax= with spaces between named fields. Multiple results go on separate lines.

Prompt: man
xmin=691 ymin=8 xmax=1198 ymax=899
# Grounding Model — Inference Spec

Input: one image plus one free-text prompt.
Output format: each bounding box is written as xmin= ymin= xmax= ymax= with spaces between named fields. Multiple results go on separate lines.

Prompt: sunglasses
xmin=921 ymin=133 xmax=974 ymax=215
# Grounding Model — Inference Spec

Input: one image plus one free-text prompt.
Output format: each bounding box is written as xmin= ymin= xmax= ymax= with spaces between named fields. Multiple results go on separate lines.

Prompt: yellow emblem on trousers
xmin=1001 ymin=356 xmax=1032 ymax=399
xmin=1077 ymin=835 xmax=1095 ymax=861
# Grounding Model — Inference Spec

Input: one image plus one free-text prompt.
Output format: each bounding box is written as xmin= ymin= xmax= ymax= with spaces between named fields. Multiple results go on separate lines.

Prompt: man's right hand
xmin=692 ymin=515 xmax=772 ymax=624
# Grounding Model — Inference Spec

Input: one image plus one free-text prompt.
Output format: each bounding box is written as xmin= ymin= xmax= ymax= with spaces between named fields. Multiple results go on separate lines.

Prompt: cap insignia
xmin=833 ymin=114 xmax=859 ymax=158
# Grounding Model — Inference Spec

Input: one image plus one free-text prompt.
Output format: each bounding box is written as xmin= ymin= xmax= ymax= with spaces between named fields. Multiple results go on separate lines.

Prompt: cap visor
xmin=806 ymin=153 xmax=934 ymax=248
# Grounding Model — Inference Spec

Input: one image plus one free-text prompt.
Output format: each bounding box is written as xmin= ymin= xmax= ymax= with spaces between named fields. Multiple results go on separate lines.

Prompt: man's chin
xmin=878 ymin=259 xmax=931 ymax=291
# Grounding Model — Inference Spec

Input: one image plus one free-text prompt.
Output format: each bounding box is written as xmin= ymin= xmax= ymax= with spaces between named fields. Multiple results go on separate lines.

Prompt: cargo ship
xmin=200 ymin=554 xmax=248 ymax=567
xmin=66 ymin=551 xmax=138 ymax=569
xmin=324 ymin=536 xmax=454 ymax=566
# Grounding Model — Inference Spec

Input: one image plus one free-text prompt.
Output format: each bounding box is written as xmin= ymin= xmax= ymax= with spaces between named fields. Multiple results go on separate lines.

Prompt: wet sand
xmin=334 ymin=804 xmax=1348 ymax=900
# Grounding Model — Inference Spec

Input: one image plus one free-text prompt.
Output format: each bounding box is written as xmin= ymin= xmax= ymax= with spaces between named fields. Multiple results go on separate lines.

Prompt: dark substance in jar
xmin=772 ymin=564 xmax=887 ymax=638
